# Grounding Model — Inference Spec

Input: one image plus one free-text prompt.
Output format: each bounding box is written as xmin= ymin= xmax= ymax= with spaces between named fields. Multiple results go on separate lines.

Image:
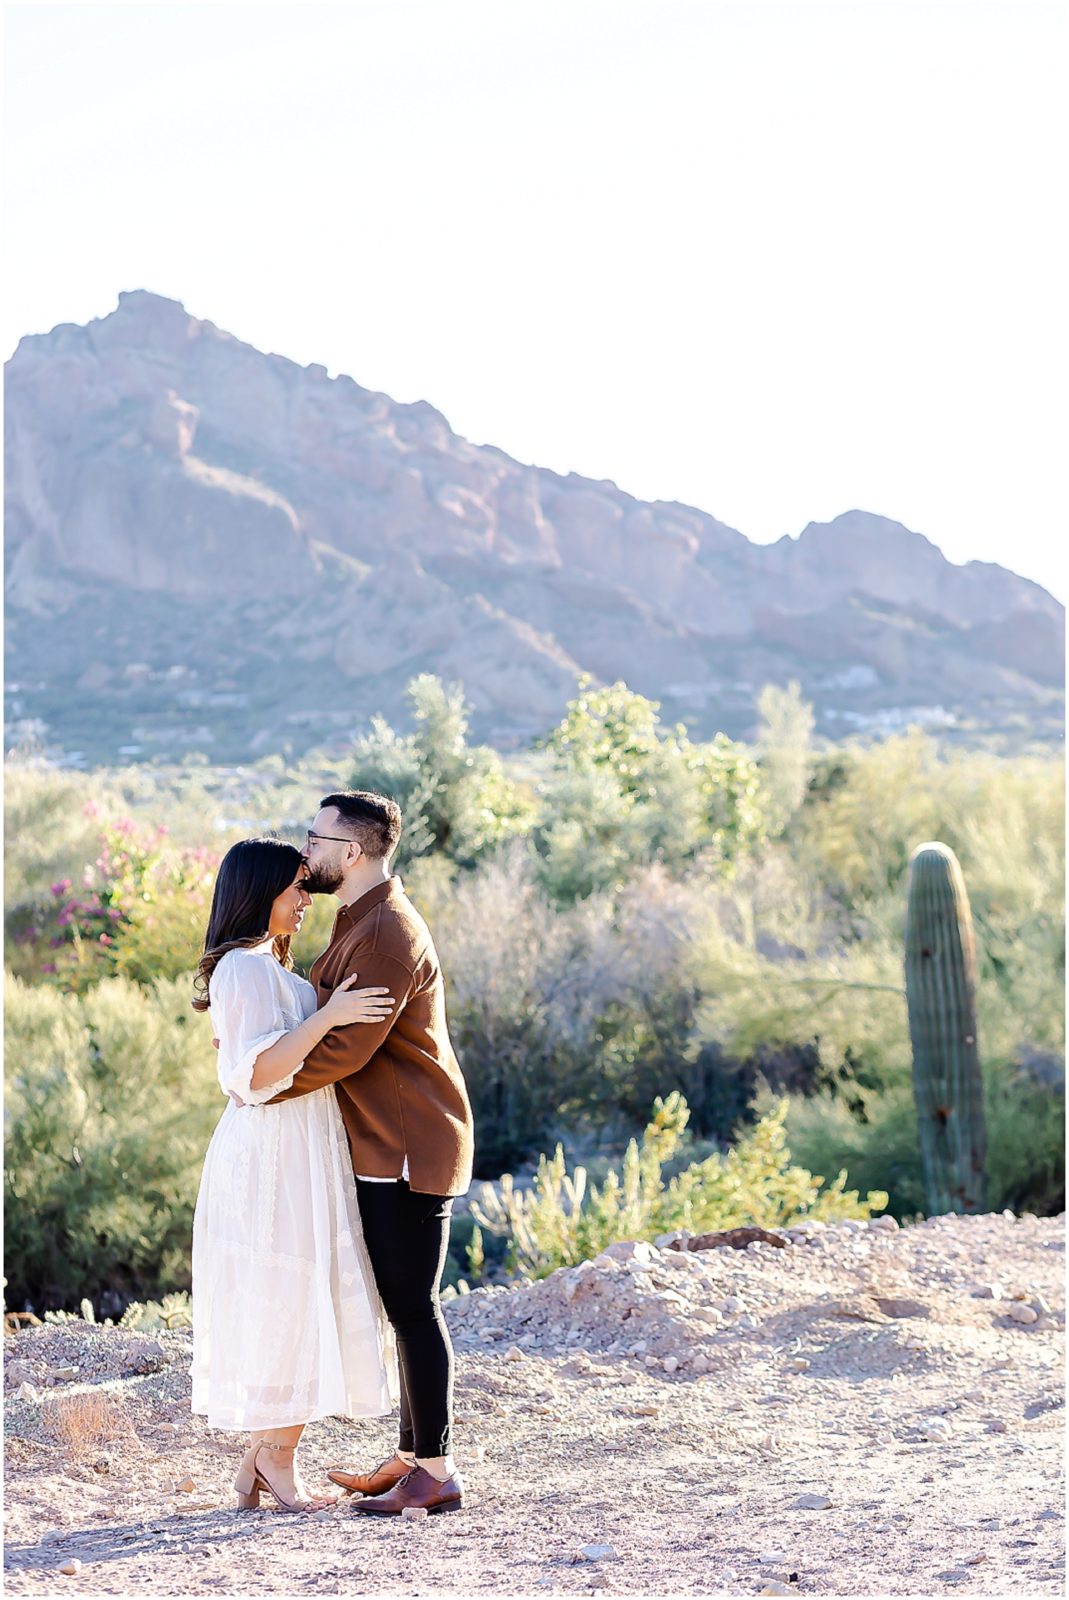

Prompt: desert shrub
xmin=529 ymin=761 xmax=640 ymax=902
xmin=776 ymin=1053 xmax=1065 ymax=1220
xmin=471 ymin=1092 xmax=887 ymax=1278
xmin=757 ymin=680 xmax=815 ymax=837
xmin=981 ymin=1064 xmax=1066 ymax=1214
xmin=347 ymin=676 xmax=536 ymax=868
xmin=533 ymin=680 xmax=768 ymax=902
xmin=688 ymin=847 xmax=909 ymax=1093
xmin=4 ymin=973 xmax=219 ymax=1310
xmin=44 ymin=1391 xmax=134 ymax=1458
xmin=571 ymin=862 xmax=768 ymax=1135
xmin=420 ymin=851 xmax=761 ymax=1170
xmin=767 ymin=1081 xmax=928 ymax=1221
xmin=798 ymin=732 xmax=1064 ymax=911
xmin=422 ymin=849 xmax=638 ymax=1171
xmin=118 ymin=1291 xmax=193 ymax=1330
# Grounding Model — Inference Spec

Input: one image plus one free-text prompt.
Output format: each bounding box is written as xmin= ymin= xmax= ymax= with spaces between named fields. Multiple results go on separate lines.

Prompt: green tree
xmin=543 ymin=678 xmax=666 ymax=791
xmin=348 ymin=676 xmax=535 ymax=868
xmin=757 ymin=679 xmax=815 ymax=836
xmin=535 ymin=679 xmax=767 ymax=899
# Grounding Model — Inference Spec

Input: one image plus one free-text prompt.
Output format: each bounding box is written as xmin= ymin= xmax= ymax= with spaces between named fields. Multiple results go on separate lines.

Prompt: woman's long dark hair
xmin=192 ymin=838 xmax=304 ymax=1013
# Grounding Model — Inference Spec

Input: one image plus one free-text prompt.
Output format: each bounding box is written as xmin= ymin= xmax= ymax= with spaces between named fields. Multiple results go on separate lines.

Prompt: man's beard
xmin=302 ymin=863 xmax=345 ymax=895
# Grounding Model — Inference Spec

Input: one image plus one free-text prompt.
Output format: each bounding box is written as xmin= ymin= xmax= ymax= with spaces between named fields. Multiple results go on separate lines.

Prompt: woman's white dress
xmin=191 ymin=947 xmax=396 ymax=1430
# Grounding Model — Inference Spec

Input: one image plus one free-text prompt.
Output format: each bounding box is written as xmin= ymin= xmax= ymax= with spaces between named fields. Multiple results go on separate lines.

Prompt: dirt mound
xmin=444 ymin=1212 xmax=1063 ymax=1378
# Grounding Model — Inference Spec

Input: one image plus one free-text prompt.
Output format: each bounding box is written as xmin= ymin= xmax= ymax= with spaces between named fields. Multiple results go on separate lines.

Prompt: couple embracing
xmin=189 ymin=790 xmax=473 ymax=1517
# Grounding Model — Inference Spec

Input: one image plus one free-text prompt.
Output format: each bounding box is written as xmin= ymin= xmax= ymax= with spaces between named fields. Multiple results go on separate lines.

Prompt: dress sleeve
xmin=210 ymin=953 xmax=300 ymax=1105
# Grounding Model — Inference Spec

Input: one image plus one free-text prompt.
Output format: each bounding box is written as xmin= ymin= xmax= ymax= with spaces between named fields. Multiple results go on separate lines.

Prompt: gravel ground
xmin=3 ymin=1211 xmax=1064 ymax=1598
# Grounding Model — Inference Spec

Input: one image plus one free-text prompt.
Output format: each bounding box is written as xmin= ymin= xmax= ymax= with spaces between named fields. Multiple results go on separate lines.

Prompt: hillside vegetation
xmin=4 ymin=677 xmax=1063 ymax=1311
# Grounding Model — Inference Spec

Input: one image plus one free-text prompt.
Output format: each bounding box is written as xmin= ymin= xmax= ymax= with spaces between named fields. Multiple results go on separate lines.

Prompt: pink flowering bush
xmin=20 ymin=820 xmax=218 ymax=991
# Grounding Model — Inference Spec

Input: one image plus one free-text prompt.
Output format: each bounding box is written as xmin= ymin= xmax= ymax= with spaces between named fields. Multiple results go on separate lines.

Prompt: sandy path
xmin=3 ymin=1212 xmax=1064 ymax=1597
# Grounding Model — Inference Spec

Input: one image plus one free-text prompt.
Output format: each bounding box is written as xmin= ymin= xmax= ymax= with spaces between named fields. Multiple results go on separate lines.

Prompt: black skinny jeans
xmin=356 ymin=1180 xmax=455 ymax=1459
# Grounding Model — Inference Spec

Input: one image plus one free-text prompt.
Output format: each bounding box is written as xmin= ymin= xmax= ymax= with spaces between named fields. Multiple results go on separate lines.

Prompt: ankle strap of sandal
xmin=258 ymin=1441 xmax=295 ymax=1455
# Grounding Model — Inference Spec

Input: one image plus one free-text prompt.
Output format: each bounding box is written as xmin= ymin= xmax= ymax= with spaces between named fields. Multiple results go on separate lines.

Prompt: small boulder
xmin=686 ymin=1227 xmax=787 ymax=1252
xmin=598 ymin=1240 xmax=656 ymax=1266
xmin=124 ymin=1338 xmax=168 ymax=1375
xmin=692 ymin=1307 xmax=722 ymax=1325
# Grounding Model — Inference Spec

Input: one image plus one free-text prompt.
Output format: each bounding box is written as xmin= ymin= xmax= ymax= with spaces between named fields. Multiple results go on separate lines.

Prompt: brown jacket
xmin=270 ymin=877 xmax=474 ymax=1196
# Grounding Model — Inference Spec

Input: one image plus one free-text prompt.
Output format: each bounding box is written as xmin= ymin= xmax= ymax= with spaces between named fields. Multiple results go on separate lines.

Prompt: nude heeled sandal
xmin=234 ymin=1440 xmax=324 ymax=1513
xmin=233 ymin=1443 xmax=267 ymax=1510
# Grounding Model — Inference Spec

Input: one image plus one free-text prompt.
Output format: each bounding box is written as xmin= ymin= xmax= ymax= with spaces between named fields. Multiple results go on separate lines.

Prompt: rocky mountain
xmin=5 ymin=291 xmax=1063 ymax=764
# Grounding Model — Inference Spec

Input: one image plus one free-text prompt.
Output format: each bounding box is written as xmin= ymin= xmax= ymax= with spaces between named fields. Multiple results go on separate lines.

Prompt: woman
xmin=190 ymin=838 xmax=397 ymax=1512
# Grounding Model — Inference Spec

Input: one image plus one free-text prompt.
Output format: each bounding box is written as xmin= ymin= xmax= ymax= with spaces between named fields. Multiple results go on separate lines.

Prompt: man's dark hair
xmin=321 ymin=790 xmax=402 ymax=861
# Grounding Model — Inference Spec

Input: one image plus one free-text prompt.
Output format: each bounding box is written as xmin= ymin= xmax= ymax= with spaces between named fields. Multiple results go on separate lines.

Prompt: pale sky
xmin=4 ymin=0 xmax=1066 ymax=600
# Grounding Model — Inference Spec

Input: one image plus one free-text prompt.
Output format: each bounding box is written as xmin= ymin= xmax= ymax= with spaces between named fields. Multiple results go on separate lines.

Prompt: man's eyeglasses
xmin=306 ymin=829 xmax=354 ymax=845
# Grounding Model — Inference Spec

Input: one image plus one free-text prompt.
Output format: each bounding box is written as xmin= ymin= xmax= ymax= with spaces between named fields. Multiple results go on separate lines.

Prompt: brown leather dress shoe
xmin=327 ymin=1455 xmax=412 ymax=1497
xmin=351 ymin=1464 xmax=464 ymax=1515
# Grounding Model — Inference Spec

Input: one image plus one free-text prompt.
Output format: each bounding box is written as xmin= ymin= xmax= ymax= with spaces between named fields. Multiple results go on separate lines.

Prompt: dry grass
xmin=43 ymin=1391 xmax=133 ymax=1460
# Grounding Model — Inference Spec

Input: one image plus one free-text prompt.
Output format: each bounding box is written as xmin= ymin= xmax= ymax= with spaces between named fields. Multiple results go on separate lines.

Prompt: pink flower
xmin=41 ymin=962 xmax=57 ymax=975
xmin=98 ymin=933 xmax=112 ymax=945
xmin=83 ymin=800 xmax=101 ymax=819
xmin=51 ymin=878 xmax=72 ymax=897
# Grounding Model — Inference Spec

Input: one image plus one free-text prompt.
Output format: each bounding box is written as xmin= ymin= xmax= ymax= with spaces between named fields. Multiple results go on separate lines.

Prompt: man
xmin=270 ymin=789 xmax=474 ymax=1516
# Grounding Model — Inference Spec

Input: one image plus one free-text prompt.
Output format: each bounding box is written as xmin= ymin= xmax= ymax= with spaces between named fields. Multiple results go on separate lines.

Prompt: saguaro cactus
xmin=905 ymin=841 xmax=986 ymax=1214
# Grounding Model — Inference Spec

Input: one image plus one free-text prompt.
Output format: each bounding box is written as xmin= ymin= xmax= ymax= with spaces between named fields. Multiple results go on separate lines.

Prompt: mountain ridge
xmin=4 ymin=291 xmax=1063 ymax=764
